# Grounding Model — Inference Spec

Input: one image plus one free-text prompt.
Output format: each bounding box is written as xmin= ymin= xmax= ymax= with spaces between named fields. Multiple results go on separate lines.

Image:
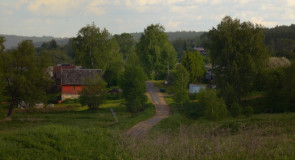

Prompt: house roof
xmin=61 ymin=69 xmax=102 ymax=85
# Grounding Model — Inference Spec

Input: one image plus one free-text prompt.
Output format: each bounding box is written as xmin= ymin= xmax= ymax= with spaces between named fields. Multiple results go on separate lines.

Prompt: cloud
xmin=167 ymin=21 xmax=181 ymax=28
xmin=85 ymin=0 xmax=106 ymax=16
xmin=286 ymin=0 xmax=295 ymax=6
xmin=250 ymin=17 xmax=277 ymax=27
xmin=27 ymin=0 xmax=81 ymax=16
xmin=0 ymin=0 xmax=28 ymax=15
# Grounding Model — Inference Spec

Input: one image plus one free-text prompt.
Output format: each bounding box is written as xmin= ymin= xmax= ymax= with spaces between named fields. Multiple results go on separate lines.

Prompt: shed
xmin=61 ymin=69 xmax=102 ymax=101
xmin=189 ymin=84 xmax=206 ymax=94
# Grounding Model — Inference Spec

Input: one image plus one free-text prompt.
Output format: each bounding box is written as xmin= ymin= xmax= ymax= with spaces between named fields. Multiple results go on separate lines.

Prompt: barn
xmin=60 ymin=69 xmax=102 ymax=101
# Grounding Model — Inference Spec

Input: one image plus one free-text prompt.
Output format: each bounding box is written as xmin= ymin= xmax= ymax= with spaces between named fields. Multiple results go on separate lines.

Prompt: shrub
xmin=79 ymin=76 xmax=106 ymax=110
xmin=230 ymin=102 xmax=242 ymax=117
xmin=198 ymin=89 xmax=228 ymax=120
xmin=243 ymin=106 xmax=254 ymax=117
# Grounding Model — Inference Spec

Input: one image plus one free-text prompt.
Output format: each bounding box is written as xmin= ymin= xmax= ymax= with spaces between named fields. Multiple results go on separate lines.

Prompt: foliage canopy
xmin=209 ymin=16 xmax=268 ymax=105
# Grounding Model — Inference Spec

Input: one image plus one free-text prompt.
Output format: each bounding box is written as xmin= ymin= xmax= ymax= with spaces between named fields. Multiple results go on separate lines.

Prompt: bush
xmin=79 ymin=76 xmax=106 ymax=110
xmin=47 ymin=93 xmax=61 ymax=104
xmin=230 ymin=102 xmax=242 ymax=117
xmin=61 ymin=98 xmax=79 ymax=104
xmin=198 ymin=89 xmax=228 ymax=120
xmin=243 ymin=106 xmax=254 ymax=117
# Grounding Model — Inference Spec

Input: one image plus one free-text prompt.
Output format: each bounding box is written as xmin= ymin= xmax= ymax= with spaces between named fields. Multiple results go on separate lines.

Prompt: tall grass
xmin=116 ymin=113 xmax=295 ymax=160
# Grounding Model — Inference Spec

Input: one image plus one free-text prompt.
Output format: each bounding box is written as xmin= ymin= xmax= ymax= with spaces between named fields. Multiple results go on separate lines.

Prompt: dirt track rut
xmin=125 ymin=81 xmax=170 ymax=137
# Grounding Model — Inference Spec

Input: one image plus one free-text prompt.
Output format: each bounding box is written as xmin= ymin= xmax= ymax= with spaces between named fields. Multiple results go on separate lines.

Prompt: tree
xmin=72 ymin=23 xmax=124 ymax=86
xmin=283 ymin=61 xmax=295 ymax=112
xmin=209 ymin=16 xmax=268 ymax=105
xmin=198 ymin=89 xmax=228 ymax=120
xmin=136 ymin=24 xmax=177 ymax=79
xmin=0 ymin=36 xmax=5 ymax=102
xmin=0 ymin=36 xmax=4 ymax=53
xmin=172 ymin=64 xmax=190 ymax=107
xmin=181 ymin=51 xmax=205 ymax=83
xmin=264 ymin=67 xmax=287 ymax=112
xmin=0 ymin=40 xmax=51 ymax=117
xmin=113 ymin=33 xmax=135 ymax=60
xmin=79 ymin=75 xmax=106 ymax=110
xmin=120 ymin=53 xmax=147 ymax=113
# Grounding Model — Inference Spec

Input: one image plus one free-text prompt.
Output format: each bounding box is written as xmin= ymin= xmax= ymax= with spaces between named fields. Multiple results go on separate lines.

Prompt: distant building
xmin=189 ymin=84 xmax=206 ymax=94
xmin=52 ymin=64 xmax=81 ymax=92
xmin=61 ymin=69 xmax=102 ymax=101
xmin=193 ymin=47 xmax=206 ymax=55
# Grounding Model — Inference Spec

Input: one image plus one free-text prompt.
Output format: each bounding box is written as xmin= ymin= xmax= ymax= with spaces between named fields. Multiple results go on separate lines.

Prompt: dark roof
xmin=61 ymin=69 xmax=102 ymax=85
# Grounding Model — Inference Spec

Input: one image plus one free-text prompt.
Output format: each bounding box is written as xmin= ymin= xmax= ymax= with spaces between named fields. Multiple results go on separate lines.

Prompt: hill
xmin=0 ymin=34 xmax=69 ymax=49
xmin=130 ymin=31 xmax=205 ymax=42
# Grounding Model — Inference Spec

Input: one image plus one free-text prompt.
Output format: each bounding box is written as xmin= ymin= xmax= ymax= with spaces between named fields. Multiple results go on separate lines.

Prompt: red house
xmin=60 ymin=69 xmax=102 ymax=101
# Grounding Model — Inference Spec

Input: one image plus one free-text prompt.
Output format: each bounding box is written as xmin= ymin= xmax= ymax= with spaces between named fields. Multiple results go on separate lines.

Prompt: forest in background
xmin=2 ymin=24 xmax=295 ymax=61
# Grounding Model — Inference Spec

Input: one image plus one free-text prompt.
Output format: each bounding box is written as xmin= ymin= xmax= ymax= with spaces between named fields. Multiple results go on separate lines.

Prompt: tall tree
xmin=72 ymin=23 xmax=124 ymax=86
xmin=284 ymin=61 xmax=295 ymax=112
xmin=181 ymin=51 xmax=205 ymax=83
xmin=0 ymin=40 xmax=51 ymax=117
xmin=0 ymin=36 xmax=4 ymax=53
xmin=120 ymin=53 xmax=147 ymax=113
xmin=136 ymin=24 xmax=177 ymax=79
xmin=0 ymin=36 xmax=5 ymax=102
xmin=173 ymin=64 xmax=190 ymax=107
xmin=209 ymin=16 xmax=268 ymax=105
xmin=113 ymin=33 xmax=135 ymax=60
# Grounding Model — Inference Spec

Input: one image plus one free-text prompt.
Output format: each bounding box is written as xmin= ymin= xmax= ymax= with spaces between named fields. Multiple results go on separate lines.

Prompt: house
xmin=193 ymin=47 xmax=207 ymax=56
xmin=61 ymin=69 xmax=102 ymax=101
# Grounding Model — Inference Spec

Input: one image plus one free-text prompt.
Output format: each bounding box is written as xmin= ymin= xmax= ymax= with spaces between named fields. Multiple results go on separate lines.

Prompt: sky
xmin=1 ymin=0 xmax=295 ymax=38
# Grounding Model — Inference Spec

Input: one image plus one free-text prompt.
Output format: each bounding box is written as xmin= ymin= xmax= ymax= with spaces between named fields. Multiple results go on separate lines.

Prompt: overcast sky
xmin=1 ymin=0 xmax=295 ymax=37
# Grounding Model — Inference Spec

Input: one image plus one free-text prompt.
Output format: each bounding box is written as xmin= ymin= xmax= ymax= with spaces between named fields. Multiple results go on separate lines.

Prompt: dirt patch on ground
xmin=125 ymin=81 xmax=171 ymax=138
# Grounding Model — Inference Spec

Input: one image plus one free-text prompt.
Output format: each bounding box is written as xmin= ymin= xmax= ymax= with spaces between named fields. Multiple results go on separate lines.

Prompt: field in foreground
xmin=1 ymin=98 xmax=295 ymax=160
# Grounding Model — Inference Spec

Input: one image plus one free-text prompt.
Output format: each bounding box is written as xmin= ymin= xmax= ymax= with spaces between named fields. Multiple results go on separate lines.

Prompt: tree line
xmin=1 ymin=17 xmax=295 ymax=120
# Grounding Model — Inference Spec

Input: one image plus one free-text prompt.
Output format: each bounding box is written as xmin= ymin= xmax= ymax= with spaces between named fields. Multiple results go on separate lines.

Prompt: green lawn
xmin=1 ymin=97 xmax=295 ymax=160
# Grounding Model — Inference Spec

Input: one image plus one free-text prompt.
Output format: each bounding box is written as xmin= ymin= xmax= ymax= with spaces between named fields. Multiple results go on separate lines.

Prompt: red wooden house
xmin=60 ymin=69 xmax=102 ymax=101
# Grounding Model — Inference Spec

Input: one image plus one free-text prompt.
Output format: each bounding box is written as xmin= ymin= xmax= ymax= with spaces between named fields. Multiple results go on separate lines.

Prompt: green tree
xmin=181 ymin=51 xmax=205 ymax=83
xmin=198 ymin=89 xmax=228 ymax=120
xmin=120 ymin=53 xmax=147 ymax=113
xmin=0 ymin=36 xmax=5 ymax=102
xmin=0 ymin=36 xmax=4 ymax=53
xmin=0 ymin=40 xmax=51 ymax=117
xmin=230 ymin=102 xmax=242 ymax=117
xmin=72 ymin=23 xmax=124 ymax=86
xmin=136 ymin=24 xmax=177 ymax=79
xmin=264 ymin=67 xmax=287 ymax=112
xmin=79 ymin=75 xmax=106 ymax=110
xmin=209 ymin=16 xmax=268 ymax=105
xmin=173 ymin=64 xmax=190 ymax=107
xmin=113 ymin=33 xmax=135 ymax=60
xmin=283 ymin=61 xmax=295 ymax=112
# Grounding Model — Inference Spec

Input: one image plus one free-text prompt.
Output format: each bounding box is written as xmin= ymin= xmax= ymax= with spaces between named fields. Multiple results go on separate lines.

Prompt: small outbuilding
xmin=61 ymin=69 xmax=102 ymax=101
xmin=189 ymin=84 xmax=207 ymax=94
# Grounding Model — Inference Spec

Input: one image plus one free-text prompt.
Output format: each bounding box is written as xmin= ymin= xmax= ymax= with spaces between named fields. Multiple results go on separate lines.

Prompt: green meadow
xmin=1 ymin=98 xmax=295 ymax=160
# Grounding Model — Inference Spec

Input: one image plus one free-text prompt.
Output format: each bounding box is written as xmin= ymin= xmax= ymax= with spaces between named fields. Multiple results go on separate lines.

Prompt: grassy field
xmin=1 ymin=96 xmax=295 ymax=159
xmin=0 ymin=99 xmax=155 ymax=159
xmin=119 ymin=97 xmax=295 ymax=159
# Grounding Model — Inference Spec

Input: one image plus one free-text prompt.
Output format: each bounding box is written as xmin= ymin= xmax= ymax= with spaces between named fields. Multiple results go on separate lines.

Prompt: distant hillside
xmin=1 ymin=31 xmax=204 ymax=49
xmin=131 ymin=31 xmax=205 ymax=42
xmin=0 ymin=34 xmax=70 ymax=49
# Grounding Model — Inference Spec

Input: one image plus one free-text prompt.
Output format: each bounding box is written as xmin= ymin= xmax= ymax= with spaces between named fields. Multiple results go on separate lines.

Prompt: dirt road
xmin=125 ymin=81 xmax=170 ymax=137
